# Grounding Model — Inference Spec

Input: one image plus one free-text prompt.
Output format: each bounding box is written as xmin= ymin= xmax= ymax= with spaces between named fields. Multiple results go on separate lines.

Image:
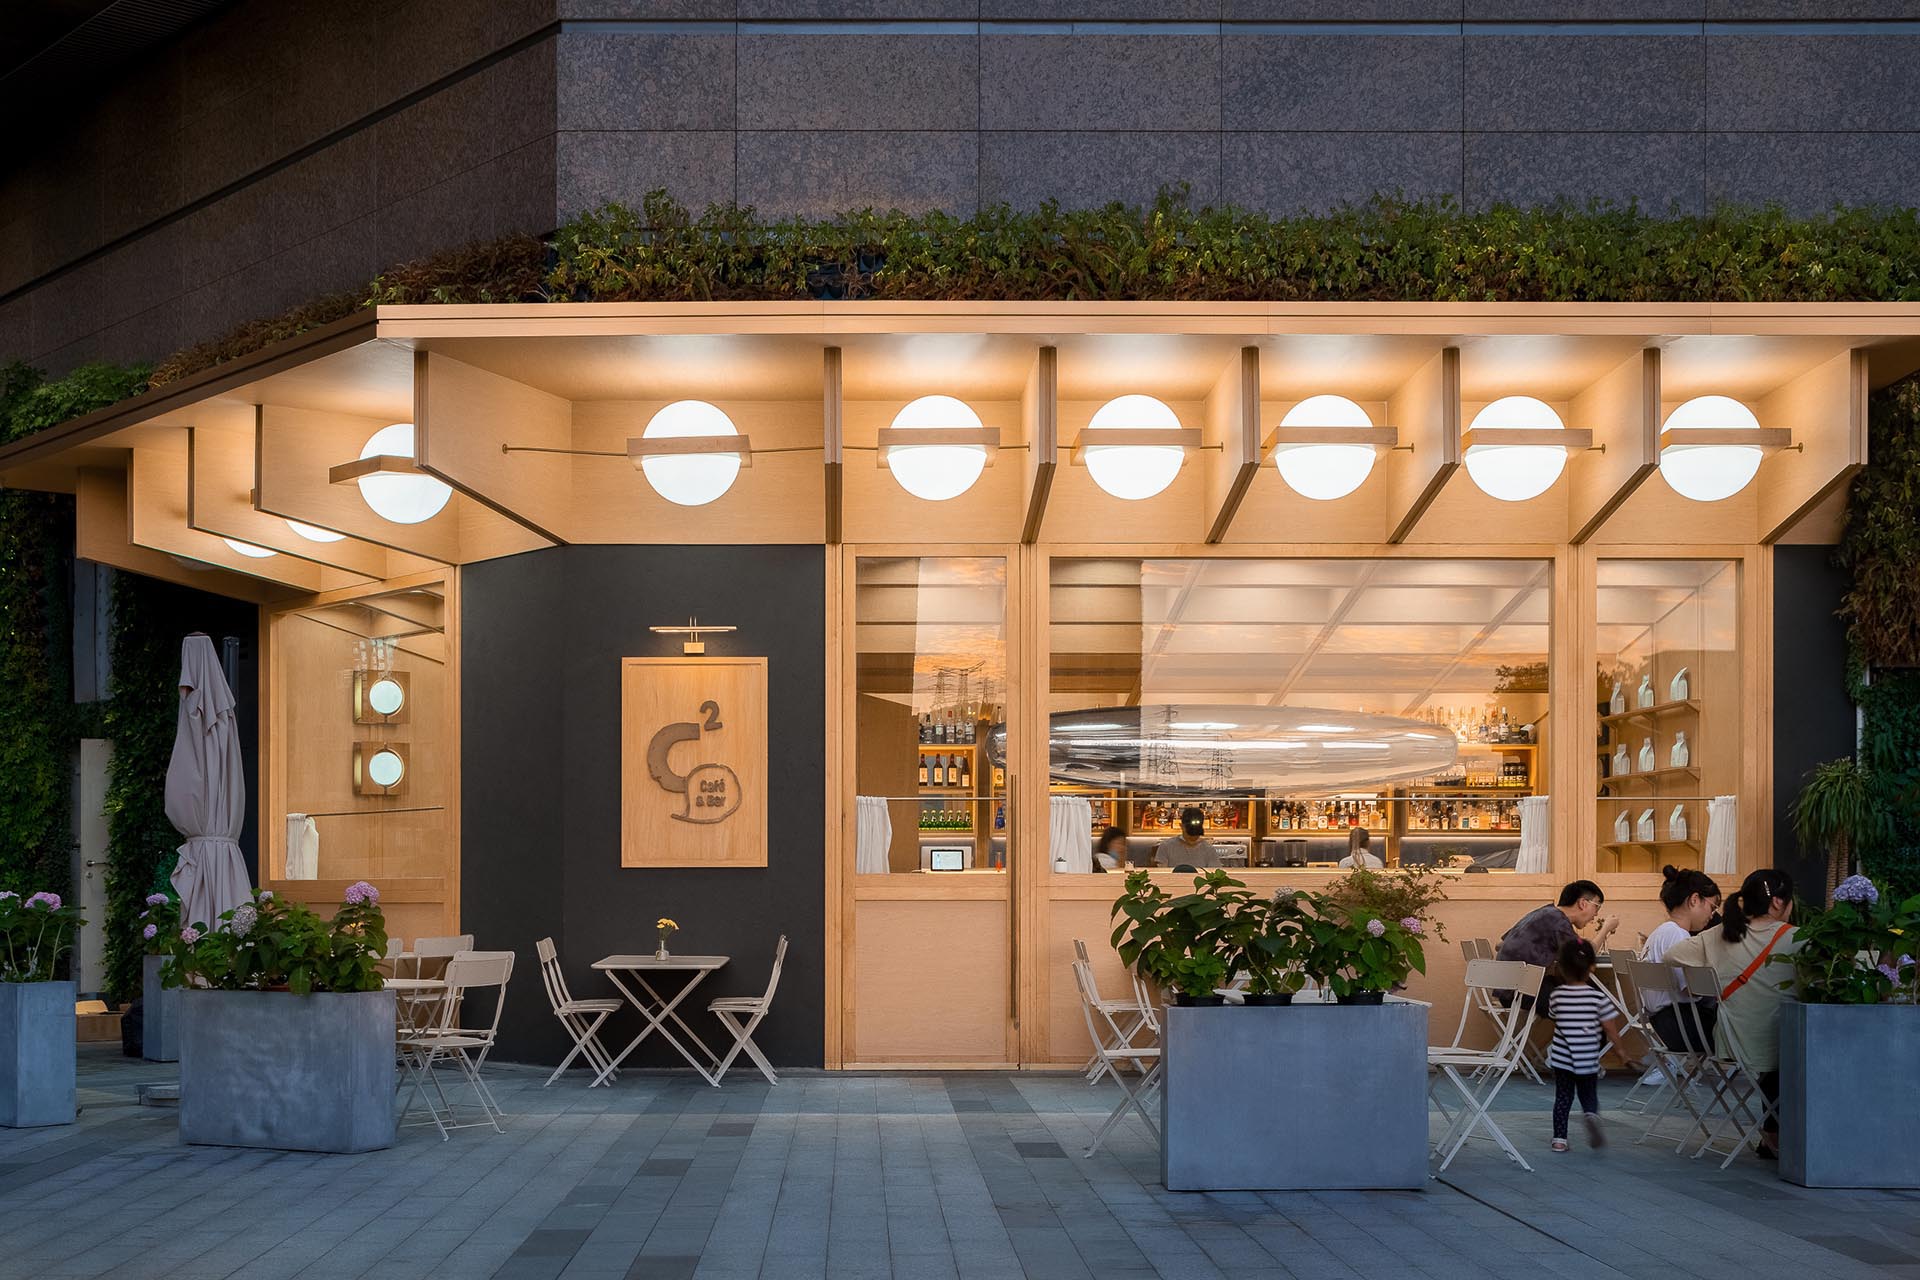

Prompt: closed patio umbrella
xmin=167 ymin=634 xmax=253 ymax=930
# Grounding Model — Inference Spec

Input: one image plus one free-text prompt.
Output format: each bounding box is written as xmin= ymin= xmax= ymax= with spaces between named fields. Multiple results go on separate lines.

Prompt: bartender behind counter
xmin=1152 ymin=807 xmax=1223 ymax=869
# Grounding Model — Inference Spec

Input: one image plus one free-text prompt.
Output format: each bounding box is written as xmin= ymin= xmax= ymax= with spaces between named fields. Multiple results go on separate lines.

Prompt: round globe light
xmin=1274 ymin=395 xmax=1378 ymax=500
xmin=285 ymin=518 xmax=345 ymax=543
xmin=356 ymin=423 xmax=452 ymax=525
xmin=1084 ymin=395 xmax=1185 ymax=501
xmin=639 ymin=400 xmax=743 ymax=507
xmin=221 ymin=537 xmax=276 ymax=559
xmin=366 ymin=749 xmax=406 ymax=789
xmin=366 ymin=677 xmax=406 ymax=717
xmin=1660 ymin=395 xmax=1765 ymax=502
xmin=1464 ymin=396 xmax=1570 ymax=502
xmin=886 ymin=395 xmax=988 ymax=502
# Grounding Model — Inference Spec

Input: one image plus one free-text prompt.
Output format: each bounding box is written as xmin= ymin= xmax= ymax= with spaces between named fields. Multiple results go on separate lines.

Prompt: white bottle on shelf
xmin=1613 ymin=810 xmax=1632 ymax=843
xmin=1669 ymin=667 xmax=1690 ymax=701
xmin=1612 ymin=743 xmax=1631 ymax=777
xmin=1609 ymin=680 xmax=1627 ymax=716
xmin=1637 ymin=738 xmax=1656 ymax=772
xmin=1637 ymin=674 xmax=1655 ymax=709
xmin=1636 ymin=808 xmax=1656 ymax=841
xmin=1670 ymin=732 xmax=1690 ymax=768
xmin=1669 ymin=805 xmax=1689 ymax=841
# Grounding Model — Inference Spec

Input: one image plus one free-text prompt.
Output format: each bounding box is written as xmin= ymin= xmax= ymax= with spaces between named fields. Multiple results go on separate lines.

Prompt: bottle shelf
xmin=1410 ymin=786 xmax=1536 ymax=795
xmin=1598 ymin=766 xmax=1700 ymax=791
xmin=1600 ymin=839 xmax=1702 ymax=852
xmin=1599 ymin=699 xmax=1699 ymax=727
xmin=1410 ymin=829 xmax=1522 ymax=837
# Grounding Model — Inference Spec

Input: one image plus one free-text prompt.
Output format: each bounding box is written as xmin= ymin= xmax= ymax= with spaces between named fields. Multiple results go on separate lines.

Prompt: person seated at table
xmin=1662 ymin=868 xmax=1801 ymax=1159
xmin=1638 ymin=865 xmax=1722 ymax=1052
xmin=1093 ymin=826 xmax=1127 ymax=872
xmin=1152 ymin=807 xmax=1222 ymax=869
xmin=1341 ymin=827 xmax=1383 ymax=870
xmin=1494 ymin=880 xmax=1620 ymax=1004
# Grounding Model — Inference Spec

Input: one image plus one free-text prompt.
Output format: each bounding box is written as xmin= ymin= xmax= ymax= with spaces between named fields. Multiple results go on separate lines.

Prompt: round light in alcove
xmin=356 ymin=423 xmax=452 ymax=525
xmin=1084 ymin=395 xmax=1185 ymax=501
xmin=886 ymin=395 xmax=988 ymax=502
xmin=366 ymin=749 xmax=406 ymax=789
xmin=286 ymin=518 xmax=346 ymax=543
xmin=366 ymin=678 xmax=406 ymax=717
xmin=1464 ymin=396 xmax=1570 ymax=502
xmin=638 ymin=400 xmax=744 ymax=507
xmin=1660 ymin=395 xmax=1765 ymax=502
xmin=1274 ymin=395 xmax=1378 ymax=501
xmin=221 ymin=537 xmax=276 ymax=559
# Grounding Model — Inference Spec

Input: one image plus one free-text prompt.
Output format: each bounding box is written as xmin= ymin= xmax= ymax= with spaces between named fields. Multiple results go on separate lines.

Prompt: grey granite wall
xmin=7 ymin=1 xmax=1920 ymax=372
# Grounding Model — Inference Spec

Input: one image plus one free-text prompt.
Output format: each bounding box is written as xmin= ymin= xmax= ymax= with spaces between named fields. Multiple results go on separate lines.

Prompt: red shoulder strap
xmin=1720 ymin=925 xmax=1787 ymax=1002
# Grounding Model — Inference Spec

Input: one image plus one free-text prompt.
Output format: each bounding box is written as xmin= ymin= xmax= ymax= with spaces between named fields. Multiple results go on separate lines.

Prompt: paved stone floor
xmin=0 ymin=1046 xmax=1916 ymax=1280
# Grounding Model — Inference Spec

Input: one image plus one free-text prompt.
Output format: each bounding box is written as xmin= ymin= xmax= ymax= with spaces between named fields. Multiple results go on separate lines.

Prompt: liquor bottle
xmin=959 ymin=755 xmax=972 ymax=791
xmin=919 ymin=755 xmax=930 ymax=787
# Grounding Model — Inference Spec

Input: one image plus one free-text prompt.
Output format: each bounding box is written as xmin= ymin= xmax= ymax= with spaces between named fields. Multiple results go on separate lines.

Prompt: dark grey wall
xmin=11 ymin=3 xmax=1920 ymax=374
xmin=1772 ymin=543 xmax=1856 ymax=897
xmin=462 ymin=544 xmax=825 ymax=1069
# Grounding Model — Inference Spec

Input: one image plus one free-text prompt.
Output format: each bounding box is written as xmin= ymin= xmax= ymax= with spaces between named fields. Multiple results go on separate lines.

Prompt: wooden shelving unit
xmin=1599 ymin=765 xmax=1700 ymax=792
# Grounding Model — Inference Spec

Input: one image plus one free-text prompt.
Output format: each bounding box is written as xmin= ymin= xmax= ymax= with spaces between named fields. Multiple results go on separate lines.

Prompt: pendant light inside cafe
xmin=1083 ymin=394 xmax=1187 ymax=500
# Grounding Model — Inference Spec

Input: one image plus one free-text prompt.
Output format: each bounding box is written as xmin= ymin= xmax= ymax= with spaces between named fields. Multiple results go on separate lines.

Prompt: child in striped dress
xmin=1546 ymin=938 xmax=1629 ymax=1152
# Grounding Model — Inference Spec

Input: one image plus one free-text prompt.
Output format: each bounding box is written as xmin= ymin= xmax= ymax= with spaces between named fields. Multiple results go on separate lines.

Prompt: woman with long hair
xmin=1663 ymin=868 xmax=1802 ymax=1158
xmin=1638 ymin=865 xmax=1722 ymax=1052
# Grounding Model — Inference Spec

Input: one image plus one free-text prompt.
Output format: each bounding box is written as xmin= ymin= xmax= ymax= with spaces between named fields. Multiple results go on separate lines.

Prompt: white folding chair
xmin=1072 ymin=938 xmax=1154 ymax=1084
xmin=1429 ymin=959 xmax=1545 ymax=1172
xmin=707 ymin=935 xmax=788 ymax=1086
xmin=1627 ymin=960 xmax=1714 ymax=1151
xmin=401 ymin=950 xmax=513 ymax=1140
xmin=1679 ymin=963 xmax=1776 ymax=1168
xmin=1601 ymin=949 xmax=1663 ymax=1113
xmin=535 ymin=937 xmax=623 ymax=1088
xmin=1074 ymin=959 xmax=1161 ymax=1158
xmin=400 ymin=933 xmax=474 ymax=980
xmin=1458 ymin=939 xmax=1542 ymax=1084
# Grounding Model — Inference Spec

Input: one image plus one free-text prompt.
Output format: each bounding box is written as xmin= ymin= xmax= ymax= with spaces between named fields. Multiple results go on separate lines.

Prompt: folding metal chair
xmin=1457 ymin=939 xmax=1542 ymax=1084
xmin=1602 ymin=949 xmax=1663 ymax=1114
xmin=1074 ymin=959 xmax=1161 ymax=1158
xmin=707 ymin=935 xmax=788 ymax=1086
xmin=1679 ymin=963 xmax=1776 ymax=1168
xmin=400 ymin=950 xmax=514 ymax=1140
xmin=535 ymin=937 xmax=623 ymax=1087
xmin=1073 ymin=938 xmax=1154 ymax=1084
xmin=1627 ymin=960 xmax=1713 ymax=1151
xmin=1429 ymin=959 xmax=1545 ymax=1172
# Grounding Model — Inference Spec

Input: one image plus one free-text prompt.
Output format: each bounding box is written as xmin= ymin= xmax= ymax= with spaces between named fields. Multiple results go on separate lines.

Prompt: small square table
xmin=591 ymin=955 xmax=730 ymax=1087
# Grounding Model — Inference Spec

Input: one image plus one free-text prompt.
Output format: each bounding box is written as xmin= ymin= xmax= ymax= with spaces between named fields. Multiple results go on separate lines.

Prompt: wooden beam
xmin=1020 ymin=346 xmax=1057 ymax=545
xmin=76 ymin=467 xmax=293 ymax=604
xmin=1263 ymin=425 xmax=1399 ymax=450
xmin=327 ymin=456 xmax=424 ymax=485
xmin=131 ymin=436 xmax=338 ymax=590
xmin=1385 ymin=347 xmax=1460 ymax=544
xmin=626 ymin=435 xmax=755 ymax=462
xmin=256 ymin=404 xmax=459 ymax=563
xmin=414 ymin=349 xmax=570 ymax=545
xmin=1760 ymin=348 xmax=1868 ymax=545
xmin=824 ymin=347 xmax=843 ymax=545
xmin=875 ymin=427 xmax=1001 ymax=451
xmin=1660 ymin=427 xmax=1794 ymax=451
xmin=1569 ymin=347 xmax=1659 ymax=544
xmin=1203 ymin=346 xmax=1261 ymax=545
xmin=1461 ymin=427 xmax=1594 ymax=450
xmin=1069 ymin=427 xmax=1202 ymax=455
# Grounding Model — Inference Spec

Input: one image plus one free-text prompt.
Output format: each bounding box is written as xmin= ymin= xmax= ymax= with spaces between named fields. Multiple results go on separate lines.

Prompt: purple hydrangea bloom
xmin=1366 ymin=918 xmax=1387 ymax=938
xmin=1879 ymin=963 xmax=1901 ymax=983
xmin=1400 ymin=916 xmax=1423 ymax=935
xmin=145 ymin=893 xmax=170 ymax=906
xmin=142 ymin=924 xmax=158 ymax=940
xmin=229 ymin=904 xmax=258 ymax=939
xmin=25 ymin=892 xmax=61 ymax=910
xmin=180 ymin=927 xmax=201 ymax=944
xmin=1833 ymin=875 xmax=1880 ymax=906
xmin=257 ymin=890 xmax=273 ymax=901
xmin=0 ymin=891 xmax=14 ymax=900
xmin=343 ymin=881 xmax=379 ymax=906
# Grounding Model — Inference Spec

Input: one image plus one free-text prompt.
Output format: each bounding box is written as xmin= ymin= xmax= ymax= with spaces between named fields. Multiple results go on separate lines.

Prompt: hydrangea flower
xmin=257 ymin=890 xmax=273 ymax=901
xmin=180 ymin=927 xmax=201 ymax=944
xmin=142 ymin=924 xmax=158 ymax=940
xmin=229 ymin=904 xmax=258 ymax=939
xmin=1833 ymin=875 xmax=1880 ymax=906
xmin=1366 ymin=918 xmax=1386 ymax=938
xmin=1400 ymin=916 xmax=1423 ymax=935
xmin=1879 ymin=962 xmax=1901 ymax=983
xmin=145 ymin=893 xmax=170 ymax=906
xmin=343 ymin=881 xmax=379 ymax=906
xmin=25 ymin=892 xmax=61 ymax=910
xmin=0 ymin=890 xmax=14 ymax=900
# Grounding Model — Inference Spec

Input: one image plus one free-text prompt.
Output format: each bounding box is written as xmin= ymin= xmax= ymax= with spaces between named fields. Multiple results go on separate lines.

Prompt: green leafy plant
xmin=1320 ymin=864 xmax=1451 ymax=942
xmin=1225 ymin=891 xmax=1311 ymax=996
xmin=0 ymin=890 xmax=86 ymax=983
xmin=1791 ymin=758 xmax=1893 ymax=900
xmin=1110 ymin=869 xmax=1248 ymax=996
xmin=1779 ymin=876 xmax=1920 ymax=1004
xmin=1300 ymin=908 xmax=1429 ymax=999
xmin=161 ymin=884 xmax=388 ymax=995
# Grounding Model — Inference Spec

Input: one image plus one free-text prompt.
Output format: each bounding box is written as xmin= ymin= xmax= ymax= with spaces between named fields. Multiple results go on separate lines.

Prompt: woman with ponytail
xmin=1638 ymin=866 xmax=1722 ymax=1052
xmin=1664 ymin=869 xmax=1802 ymax=1157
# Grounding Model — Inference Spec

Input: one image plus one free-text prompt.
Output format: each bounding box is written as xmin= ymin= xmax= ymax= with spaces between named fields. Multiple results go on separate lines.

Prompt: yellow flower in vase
xmin=655 ymin=917 xmax=679 ymax=960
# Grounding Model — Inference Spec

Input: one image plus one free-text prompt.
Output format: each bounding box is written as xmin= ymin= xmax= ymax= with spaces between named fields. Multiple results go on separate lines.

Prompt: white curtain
xmin=1705 ymin=795 xmax=1738 ymax=875
xmin=855 ymin=796 xmax=893 ymax=875
xmin=1048 ymin=796 xmax=1094 ymax=874
xmin=1515 ymin=795 xmax=1550 ymax=874
xmin=285 ymin=814 xmax=319 ymax=880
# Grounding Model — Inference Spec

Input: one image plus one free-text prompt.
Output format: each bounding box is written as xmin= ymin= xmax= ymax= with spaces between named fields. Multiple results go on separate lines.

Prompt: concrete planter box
xmin=179 ymin=989 xmax=397 ymax=1153
xmin=1162 ymin=1001 xmax=1427 ymax=1190
xmin=142 ymin=955 xmax=179 ymax=1062
xmin=0 ymin=981 xmax=76 ymax=1128
xmin=1780 ymin=1002 xmax=1920 ymax=1188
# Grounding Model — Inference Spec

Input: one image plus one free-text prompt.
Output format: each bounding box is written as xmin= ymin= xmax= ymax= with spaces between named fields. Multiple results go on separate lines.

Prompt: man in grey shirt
xmin=1152 ymin=807 xmax=1222 ymax=869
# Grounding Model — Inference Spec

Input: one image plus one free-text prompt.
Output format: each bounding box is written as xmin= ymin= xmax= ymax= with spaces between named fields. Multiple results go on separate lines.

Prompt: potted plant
xmin=1790 ymin=759 xmax=1892 ymax=902
xmin=1230 ymin=891 xmax=1311 ymax=1006
xmin=1776 ymin=874 xmax=1920 ymax=1187
xmin=1320 ymin=865 xmax=1450 ymax=942
xmin=139 ymin=893 xmax=181 ymax=1062
xmin=1302 ymin=904 xmax=1428 ymax=1005
xmin=0 ymin=890 xmax=85 ymax=1127
xmin=162 ymin=882 xmax=395 ymax=1153
xmin=1110 ymin=870 xmax=1244 ymax=1006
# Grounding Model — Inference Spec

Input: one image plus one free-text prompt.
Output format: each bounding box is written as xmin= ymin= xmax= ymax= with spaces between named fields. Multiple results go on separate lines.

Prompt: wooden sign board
xmin=621 ymin=657 xmax=768 ymax=868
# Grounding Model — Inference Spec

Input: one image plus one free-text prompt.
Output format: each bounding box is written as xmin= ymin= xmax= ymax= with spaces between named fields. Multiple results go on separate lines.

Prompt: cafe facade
xmin=0 ymin=299 xmax=1900 ymax=1068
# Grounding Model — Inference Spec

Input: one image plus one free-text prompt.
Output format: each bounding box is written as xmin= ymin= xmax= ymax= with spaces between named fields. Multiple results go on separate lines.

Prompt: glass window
xmin=854 ymin=557 xmax=1008 ymax=874
xmin=1595 ymin=560 xmax=1738 ymax=873
xmin=1046 ymin=558 xmax=1551 ymax=874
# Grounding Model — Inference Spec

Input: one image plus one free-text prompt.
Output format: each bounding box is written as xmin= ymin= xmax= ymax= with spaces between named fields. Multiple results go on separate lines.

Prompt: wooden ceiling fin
xmin=1203 ymin=346 xmax=1261 ymax=545
xmin=1569 ymin=346 xmax=1660 ymax=545
xmin=1021 ymin=346 xmax=1058 ymax=545
xmin=414 ymin=349 xmax=570 ymax=545
xmin=1386 ymin=346 xmax=1460 ymax=544
xmin=824 ymin=346 xmax=844 ymax=545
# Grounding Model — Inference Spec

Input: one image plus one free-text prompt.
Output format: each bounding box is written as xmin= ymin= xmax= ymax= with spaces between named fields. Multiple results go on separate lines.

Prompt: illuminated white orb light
xmin=366 ymin=678 xmax=406 ymax=717
xmin=366 ymin=749 xmax=406 ymax=789
xmin=356 ymin=423 xmax=451 ymax=525
xmin=1274 ymin=395 xmax=1377 ymax=500
xmin=221 ymin=537 xmax=276 ymax=559
xmin=1660 ymin=395 xmax=1765 ymax=502
xmin=1464 ymin=396 xmax=1569 ymax=502
xmin=886 ymin=395 xmax=988 ymax=502
xmin=640 ymin=400 xmax=743 ymax=507
xmin=1085 ymin=394 xmax=1185 ymax=501
xmin=285 ymin=518 xmax=345 ymax=543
